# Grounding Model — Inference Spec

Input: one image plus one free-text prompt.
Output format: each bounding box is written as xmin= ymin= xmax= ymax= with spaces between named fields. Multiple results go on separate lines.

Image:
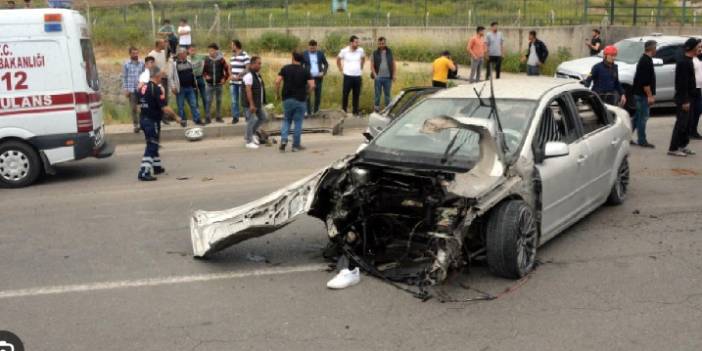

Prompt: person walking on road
xmin=586 ymin=29 xmax=603 ymax=56
xmin=177 ymin=18 xmax=192 ymax=50
xmin=242 ymin=56 xmax=267 ymax=150
xmin=582 ymin=45 xmax=626 ymax=106
xmin=432 ymin=51 xmax=456 ymax=88
xmin=229 ymin=39 xmax=250 ymax=124
xmin=467 ymin=26 xmax=486 ymax=83
xmin=631 ymin=40 xmax=657 ymax=148
xmin=137 ymin=67 xmax=167 ymax=182
xmin=337 ymin=35 xmax=365 ymax=117
xmin=485 ymin=22 xmax=504 ymax=80
xmin=122 ymin=47 xmax=145 ymax=134
xmin=668 ymin=38 xmax=701 ymax=157
xmin=522 ymin=30 xmax=548 ymax=76
xmin=302 ymin=40 xmax=328 ymax=117
xmin=173 ymin=47 xmax=201 ymax=127
xmin=276 ymin=52 xmax=315 ymax=152
xmin=188 ymin=45 xmax=208 ymax=117
xmin=203 ymin=43 xmax=230 ymax=124
xmin=370 ymin=37 xmax=396 ymax=112
xmin=689 ymin=44 xmax=702 ymax=140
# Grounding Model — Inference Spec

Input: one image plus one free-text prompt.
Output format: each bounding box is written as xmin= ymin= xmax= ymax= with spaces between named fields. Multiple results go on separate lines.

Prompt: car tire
xmin=0 ymin=141 xmax=42 ymax=188
xmin=607 ymin=157 xmax=629 ymax=205
xmin=486 ymin=200 xmax=538 ymax=279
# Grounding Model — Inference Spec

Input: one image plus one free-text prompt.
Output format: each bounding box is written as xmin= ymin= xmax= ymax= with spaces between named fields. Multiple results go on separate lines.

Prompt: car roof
xmin=622 ymin=34 xmax=698 ymax=46
xmin=432 ymin=77 xmax=582 ymax=101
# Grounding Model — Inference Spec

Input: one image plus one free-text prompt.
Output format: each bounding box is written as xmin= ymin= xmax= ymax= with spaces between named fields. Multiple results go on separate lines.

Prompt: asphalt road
xmin=1 ymin=118 xmax=701 ymax=351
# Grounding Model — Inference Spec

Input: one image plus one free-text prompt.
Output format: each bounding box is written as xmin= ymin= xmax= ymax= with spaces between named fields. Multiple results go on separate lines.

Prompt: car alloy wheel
xmin=607 ymin=158 xmax=629 ymax=205
xmin=515 ymin=205 xmax=538 ymax=275
xmin=486 ymin=200 xmax=538 ymax=279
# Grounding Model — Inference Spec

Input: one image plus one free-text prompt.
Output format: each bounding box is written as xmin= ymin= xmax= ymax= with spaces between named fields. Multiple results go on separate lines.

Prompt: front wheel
xmin=607 ymin=158 xmax=629 ymax=205
xmin=486 ymin=200 xmax=538 ymax=279
xmin=0 ymin=141 xmax=42 ymax=188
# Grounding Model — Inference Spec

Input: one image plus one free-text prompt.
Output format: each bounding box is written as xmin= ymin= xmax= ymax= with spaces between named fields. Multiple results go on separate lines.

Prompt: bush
xmin=322 ymin=31 xmax=346 ymax=54
xmin=256 ymin=32 xmax=301 ymax=52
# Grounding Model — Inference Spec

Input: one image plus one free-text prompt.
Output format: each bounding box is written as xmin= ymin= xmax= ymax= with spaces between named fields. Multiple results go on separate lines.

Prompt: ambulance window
xmin=80 ymin=39 xmax=99 ymax=91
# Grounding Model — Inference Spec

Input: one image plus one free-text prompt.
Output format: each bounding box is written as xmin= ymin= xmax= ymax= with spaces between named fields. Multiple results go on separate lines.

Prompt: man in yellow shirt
xmin=432 ymin=51 xmax=456 ymax=88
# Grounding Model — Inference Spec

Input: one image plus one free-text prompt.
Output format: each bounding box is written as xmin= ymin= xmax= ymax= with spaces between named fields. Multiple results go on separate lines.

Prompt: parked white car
xmin=190 ymin=78 xmax=631 ymax=290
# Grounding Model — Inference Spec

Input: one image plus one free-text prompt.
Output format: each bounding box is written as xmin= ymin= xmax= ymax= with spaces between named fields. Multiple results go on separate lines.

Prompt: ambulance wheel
xmin=0 ymin=141 xmax=42 ymax=188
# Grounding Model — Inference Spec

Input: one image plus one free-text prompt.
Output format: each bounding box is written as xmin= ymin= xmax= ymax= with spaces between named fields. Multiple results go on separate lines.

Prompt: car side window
xmin=535 ymin=96 xmax=579 ymax=148
xmin=571 ymin=91 xmax=611 ymax=135
xmin=655 ymin=45 xmax=683 ymax=65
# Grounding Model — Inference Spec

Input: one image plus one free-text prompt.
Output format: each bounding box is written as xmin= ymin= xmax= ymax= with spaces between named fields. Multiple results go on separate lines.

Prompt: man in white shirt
xmin=336 ymin=35 xmax=365 ymax=117
xmin=177 ymin=18 xmax=192 ymax=50
xmin=690 ymin=45 xmax=702 ymax=139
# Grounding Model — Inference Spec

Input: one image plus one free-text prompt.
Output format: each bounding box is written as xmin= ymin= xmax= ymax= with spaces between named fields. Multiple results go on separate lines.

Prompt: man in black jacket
xmin=668 ymin=38 xmax=701 ymax=157
xmin=302 ymin=40 xmax=328 ymax=116
xmin=522 ymin=31 xmax=548 ymax=76
xmin=203 ymin=43 xmax=230 ymax=123
xmin=631 ymin=40 xmax=657 ymax=148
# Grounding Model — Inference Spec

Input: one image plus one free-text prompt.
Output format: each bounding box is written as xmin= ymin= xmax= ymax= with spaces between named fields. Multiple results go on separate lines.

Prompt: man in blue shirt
xmin=122 ymin=46 xmax=145 ymax=133
xmin=582 ymin=45 xmax=627 ymax=107
xmin=137 ymin=67 xmax=167 ymax=181
xmin=302 ymin=40 xmax=328 ymax=117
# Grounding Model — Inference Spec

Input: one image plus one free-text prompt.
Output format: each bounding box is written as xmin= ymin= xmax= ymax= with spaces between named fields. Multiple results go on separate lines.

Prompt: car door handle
xmin=611 ymin=138 xmax=620 ymax=146
xmin=577 ymin=155 xmax=588 ymax=164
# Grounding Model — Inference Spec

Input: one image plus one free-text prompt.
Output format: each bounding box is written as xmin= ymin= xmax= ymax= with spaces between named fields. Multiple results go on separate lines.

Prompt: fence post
xmin=682 ymin=0 xmax=687 ymax=25
xmin=633 ymin=0 xmax=638 ymax=25
xmin=84 ymin=0 xmax=91 ymax=31
xmin=523 ymin=0 xmax=527 ymax=25
xmin=655 ymin=0 xmax=662 ymax=26
xmin=122 ymin=5 xmax=127 ymax=24
xmin=609 ymin=0 xmax=615 ymax=25
xmin=386 ymin=12 xmax=391 ymax=27
xmin=148 ymin=1 xmax=155 ymax=40
xmin=583 ymin=0 xmax=588 ymax=24
xmin=424 ymin=0 xmax=428 ymax=26
xmin=285 ymin=0 xmax=289 ymax=32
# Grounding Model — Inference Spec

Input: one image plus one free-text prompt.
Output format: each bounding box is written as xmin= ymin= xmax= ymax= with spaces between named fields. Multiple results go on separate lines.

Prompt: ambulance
xmin=0 ymin=8 xmax=114 ymax=188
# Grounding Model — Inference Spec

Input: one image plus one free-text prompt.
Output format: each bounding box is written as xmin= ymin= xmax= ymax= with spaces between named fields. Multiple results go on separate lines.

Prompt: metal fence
xmin=85 ymin=0 xmax=702 ymax=36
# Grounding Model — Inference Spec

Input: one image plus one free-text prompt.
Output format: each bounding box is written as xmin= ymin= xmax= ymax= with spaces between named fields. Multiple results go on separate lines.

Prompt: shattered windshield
xmin=371 ymin=98 xmax=536 ymax=166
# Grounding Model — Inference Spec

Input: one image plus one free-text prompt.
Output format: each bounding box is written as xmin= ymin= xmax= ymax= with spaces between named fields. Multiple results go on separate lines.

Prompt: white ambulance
xmin=0 ymin=8 xmax=114 ymax=188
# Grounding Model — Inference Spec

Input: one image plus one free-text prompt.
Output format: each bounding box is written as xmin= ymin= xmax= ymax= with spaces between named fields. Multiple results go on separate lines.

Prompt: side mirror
xmin=544 ymin=141 xmax=569 ymax=158
xmin=652 ymin=58 xmax=664 ymax=66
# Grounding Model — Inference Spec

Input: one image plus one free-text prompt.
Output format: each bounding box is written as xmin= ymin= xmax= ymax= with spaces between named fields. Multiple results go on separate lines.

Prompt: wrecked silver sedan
xmin=191 ymin=78 xmax=631 ymax=291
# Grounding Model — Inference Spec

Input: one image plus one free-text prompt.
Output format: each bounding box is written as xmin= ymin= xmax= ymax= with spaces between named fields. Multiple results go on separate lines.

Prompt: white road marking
xmin=0 ymin=263 xmax=328 ymax=299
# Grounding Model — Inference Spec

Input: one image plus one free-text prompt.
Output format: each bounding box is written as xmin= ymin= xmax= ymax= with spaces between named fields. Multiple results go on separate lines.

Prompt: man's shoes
xmin=326 ymin=267 xmax=361 ymax=289
xmin=196 ymin=121 xmax=205 ymax=126
xmin=154 ymin=167 xmax=166 ymax=175
xmin=279 ymin=143 xmax=287 ymax=153
xmin=682 ymin=147 xmax=696 ymax=155
xmin=180 ymin=120 xmax=187 ymax=128
xmin=162 ymin=119 xmax=171 ymax=125
xmin=138 ymin=174 xmax=157 ymax=181
xmin=638 ymin=142 xmax=655 ymax=148
xmin=232 ymin=117 xmax=239 ymax=124
xmin=291 ymin=145 xmax=307 ymax=152
xmin=245 ymin=142 xmax=259 ymax=149
xmin=133 ymin=126 xmax=140 ymax=133
xmin=205 ymin=119 xmax=212 ymax=125
xmin=215 ymin=118 xmax=224 ymax=123
xmin=668 ymin=149 xmax=688 ymax=157
xmin=252 ymin=135 xmax=260 ymax=145
xmin=690 ymin=134 xmax=702 ymax=140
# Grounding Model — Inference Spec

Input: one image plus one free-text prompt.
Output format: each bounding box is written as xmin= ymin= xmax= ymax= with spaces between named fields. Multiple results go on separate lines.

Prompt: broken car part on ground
xmin=190 ymin=78 xmax=632 ymax=299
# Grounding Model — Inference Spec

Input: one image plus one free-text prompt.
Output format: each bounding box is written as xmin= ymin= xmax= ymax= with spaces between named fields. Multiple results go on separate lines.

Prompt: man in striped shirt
xmin=230 ymin=39 xmax=251 ymax=124
xmin=122 ymin=46 xmax=145 ymax=133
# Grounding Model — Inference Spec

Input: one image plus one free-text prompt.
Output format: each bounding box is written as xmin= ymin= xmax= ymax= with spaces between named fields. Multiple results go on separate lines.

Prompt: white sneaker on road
xmin=253 ymin=135 xmax=260 ymax=145
xmin=326 ymin=267 xmax=361 ymax=289
xmin=245 ymin=142 xmax=259 ymax=149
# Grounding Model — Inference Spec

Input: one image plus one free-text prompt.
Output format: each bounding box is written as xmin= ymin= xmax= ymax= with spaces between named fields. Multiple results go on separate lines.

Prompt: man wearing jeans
xmin=202 ymin=43 xmax=230 ymax=123
xmin=337 ymin=35 xmax=365 ymax=117
xmin=242 ymin=56 xmax=267 ymax=149
xmin=188 ymin=45 xmax=207 ymax=122
xmin=122 ymin=47 xmax=145 ymax=133
xmin=229 ymin=39 xmax=250 ymax=124
xmin=371 ymin=37 xmax=396 ymax=112
xmin=522 ymin=31 xmax=548 ymax=76
xmin=631 ymin=40 xmax=657 ymax=148
xmin=467 ymin=26 xmax=486 ymax=83
xmin=276 ymin=52 xmax=315 ymax=152
xmin=302 ymin=40 xmax=329 ymax=116
xmin=173 ymin=48 xmax=201 ymax=127
xmin=485 ymin=22 xmax=504 ymax=80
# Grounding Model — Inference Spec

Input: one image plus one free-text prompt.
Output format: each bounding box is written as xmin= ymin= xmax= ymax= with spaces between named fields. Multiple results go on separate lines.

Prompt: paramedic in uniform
xmin=137 ymin=67 xmax=167 ymax=181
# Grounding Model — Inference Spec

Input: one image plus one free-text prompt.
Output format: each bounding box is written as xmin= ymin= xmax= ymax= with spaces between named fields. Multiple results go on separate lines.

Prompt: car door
xmin=570 ymin=90 xmax=619 ymax=206
xmin=654 ymin=44 xmax=683 ymax=102
xmin=534 ymin=95 xmax=592 ymax=240
xmin=367 ymin=87 xmax=441 ymax=137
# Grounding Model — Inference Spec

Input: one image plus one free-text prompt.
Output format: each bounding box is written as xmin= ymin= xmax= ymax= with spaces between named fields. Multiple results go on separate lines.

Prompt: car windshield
xmin=603 ymin=40 xmax=645 ymax=64
xmin=371 ymin=98 xmax=536 ymax=167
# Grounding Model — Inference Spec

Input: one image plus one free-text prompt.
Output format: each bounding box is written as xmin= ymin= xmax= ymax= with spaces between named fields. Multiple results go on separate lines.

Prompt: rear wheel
xmin=0 ymin=141 xmax=42 ymax=188
xmin=607 ymin=158 xmax=629 ymax=205
xmin=486 ymin=200 xmax=538 ymax=279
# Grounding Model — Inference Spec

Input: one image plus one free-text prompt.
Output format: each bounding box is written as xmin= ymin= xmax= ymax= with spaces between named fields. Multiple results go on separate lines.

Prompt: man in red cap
xmin=582 ymin=45 xmax=626 ymax=107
